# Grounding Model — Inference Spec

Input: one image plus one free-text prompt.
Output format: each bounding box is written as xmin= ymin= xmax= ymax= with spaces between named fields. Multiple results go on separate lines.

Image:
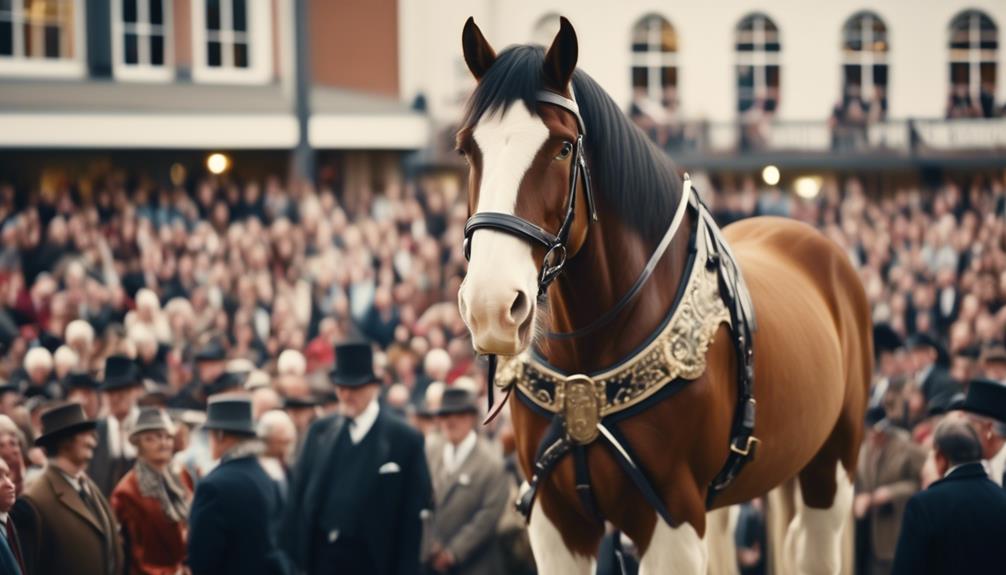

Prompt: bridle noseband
xmin=463 ymin=90 xmax=597 ymax=298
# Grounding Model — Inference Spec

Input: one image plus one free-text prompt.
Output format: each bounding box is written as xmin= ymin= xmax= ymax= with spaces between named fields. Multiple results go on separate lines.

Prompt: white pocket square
xmin=379 ymin=461 xmax=401 ymax=474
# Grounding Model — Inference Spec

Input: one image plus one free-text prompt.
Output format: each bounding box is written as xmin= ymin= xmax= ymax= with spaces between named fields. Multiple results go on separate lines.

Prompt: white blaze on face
xmin=459 ymin=103 xmax=550 ymax=355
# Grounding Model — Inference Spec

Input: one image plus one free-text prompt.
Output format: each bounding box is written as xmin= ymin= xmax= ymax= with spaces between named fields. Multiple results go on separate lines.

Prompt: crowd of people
xmin=0 ymin=165 xmax=1004 ymax=574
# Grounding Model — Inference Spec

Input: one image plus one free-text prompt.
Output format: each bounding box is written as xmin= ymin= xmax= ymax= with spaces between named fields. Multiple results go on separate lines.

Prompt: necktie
xmin=78 ymin=483 xmax=101 ymax=521
xmin=3 ymin=518 xmax=25 ymax=574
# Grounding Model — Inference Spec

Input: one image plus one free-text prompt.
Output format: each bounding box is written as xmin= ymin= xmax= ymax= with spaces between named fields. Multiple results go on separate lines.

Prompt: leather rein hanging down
xmin=463 ymin=90 xmax=694 ymax=425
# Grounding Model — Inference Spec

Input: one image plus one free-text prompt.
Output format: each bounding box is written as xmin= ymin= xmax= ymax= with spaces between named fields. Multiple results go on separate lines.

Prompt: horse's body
xmin=456 ymin=18 xmax=871 ymax=574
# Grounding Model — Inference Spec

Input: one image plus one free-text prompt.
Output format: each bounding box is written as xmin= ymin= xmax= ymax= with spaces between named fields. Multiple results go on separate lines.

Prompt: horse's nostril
xmin=509 ymin=290 xmax=530 ymax=324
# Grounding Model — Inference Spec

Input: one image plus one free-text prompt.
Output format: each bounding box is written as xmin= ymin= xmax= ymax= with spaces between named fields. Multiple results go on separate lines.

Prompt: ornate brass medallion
xmin=560 ymin=374 xmax=601 ymax=445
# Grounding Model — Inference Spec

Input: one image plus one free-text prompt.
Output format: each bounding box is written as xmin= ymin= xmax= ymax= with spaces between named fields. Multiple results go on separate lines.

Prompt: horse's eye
xmin=555 ymin=141 xmax=573 ymax=161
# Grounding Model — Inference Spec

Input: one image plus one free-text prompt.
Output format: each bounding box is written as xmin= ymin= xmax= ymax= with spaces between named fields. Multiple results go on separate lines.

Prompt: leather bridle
xmin=463 ymin=91 xmax=597 ymax=299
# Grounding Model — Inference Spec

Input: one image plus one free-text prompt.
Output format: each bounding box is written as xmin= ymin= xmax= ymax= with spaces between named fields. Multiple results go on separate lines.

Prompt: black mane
xmin=462 ymin=45 xmax=683 ymax=243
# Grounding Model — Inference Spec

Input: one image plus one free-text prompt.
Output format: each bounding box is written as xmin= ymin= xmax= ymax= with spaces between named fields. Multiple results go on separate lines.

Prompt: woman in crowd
xmin=111 ymin=407 xmax=192 ymax=575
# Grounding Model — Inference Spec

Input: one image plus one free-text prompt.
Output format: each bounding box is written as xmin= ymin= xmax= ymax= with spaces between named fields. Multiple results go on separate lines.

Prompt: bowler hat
xmin=329 ymin=341 xmax=379 ymax=388
xmin=437 ymin=388 xmax=479 ymax=416
xmin=906 ymin=332 xmax=950 ymax=366
xmin=205 ymin=371 xmax=245 ymax=397
xmin=959 ymin=378 xmax=1006 ymax=423
xmin=872 ymin=324 xmax=903 ymax=357
xmin=101 ymin=355 xmax=142 ymax=391
xmin=64 ymin=372 xmax=100 ymax=391
xmin=35 ymin=402 xmax=97 ymax=447
xmin=203 ymin=397 xmax=256 ymax=436
xmin=129 ymin=407 xmax=176 ymax=442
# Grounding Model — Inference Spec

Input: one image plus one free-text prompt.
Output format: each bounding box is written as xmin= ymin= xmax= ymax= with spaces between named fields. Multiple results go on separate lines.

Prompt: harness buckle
xmin=730 ymin=435 xmax=760 ymax=458
xmin=559 ymin=374 xmax=602 ymax=445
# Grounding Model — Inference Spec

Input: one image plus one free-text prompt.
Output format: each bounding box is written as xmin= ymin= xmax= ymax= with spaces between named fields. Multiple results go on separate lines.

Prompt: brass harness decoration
xmin=496 ymin=221 xmax=731 ymax=444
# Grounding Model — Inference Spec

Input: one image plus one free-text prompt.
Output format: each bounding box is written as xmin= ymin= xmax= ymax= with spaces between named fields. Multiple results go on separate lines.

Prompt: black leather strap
xmin=573 ymin=444 xmax=602 ymax=523
xmin=464 ymin=212 xmax=557 ymax=252
xmin=597 ymin=422 xmax=676 ymax=527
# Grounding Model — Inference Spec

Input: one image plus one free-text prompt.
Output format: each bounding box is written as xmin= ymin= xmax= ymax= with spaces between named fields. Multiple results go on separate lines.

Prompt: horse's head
xmin=457 ymin=17 xmax=594 ymax=356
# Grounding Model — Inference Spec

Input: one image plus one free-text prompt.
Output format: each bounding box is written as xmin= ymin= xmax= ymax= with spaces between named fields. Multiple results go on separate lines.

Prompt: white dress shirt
xmin=442 ymin=431 xmax=477 ymax=475
xmin=107 ymin=407 xmax=139 ymax=459
xmin=348 ymin=399 xmax=379 ymax=445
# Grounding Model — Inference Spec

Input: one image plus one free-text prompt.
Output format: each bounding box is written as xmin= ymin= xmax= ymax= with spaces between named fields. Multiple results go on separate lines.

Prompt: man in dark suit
xmin=907 ymin=333 xmax=957 ymax=408
xmin=425 ymin=388 xmax=509 ymax=575
xmin=891 ymin=419 xmax=1006 ymax=574
xmin=285 ymin=340 xmax=432 ymax=575
xmin=11 ymin=402 xmax=125 ymax=575
xmin=0 ymin=455 xmax=25 ymax=574
xmin=188 ymin=396 xmax=291 ymax=575
xmin=89 ymin=355 xmax=143 ymax=497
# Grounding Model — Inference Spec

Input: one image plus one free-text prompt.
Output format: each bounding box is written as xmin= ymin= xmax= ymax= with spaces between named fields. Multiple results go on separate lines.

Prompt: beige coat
xmin=426 ymin=435 xmax=509 ymax=575
xmin=12 ymin=465 xmax=125 ymax=575
xmin=856 ymin=427 xmax=927 ymax=561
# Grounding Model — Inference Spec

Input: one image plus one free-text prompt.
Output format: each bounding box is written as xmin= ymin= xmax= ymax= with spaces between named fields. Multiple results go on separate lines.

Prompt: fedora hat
xmin=437 ymin=388 xmax=479 ymax=416
xmin=129 ymin=407 xmax=176 ymax=442
xmin=194 ymin=340 xmax=227 ymax=363
xmin=35 ymin=402 xmax=97 ymax=447
xmin=329 ymin=341 xmax=380 ymax=388
xmin=959 ymin=378 xmax=1006 ymax=423
xmin=203 ymin=396 xmax=256 ymax=436
xmin=101 ymin=355 xmax=142 ymax=391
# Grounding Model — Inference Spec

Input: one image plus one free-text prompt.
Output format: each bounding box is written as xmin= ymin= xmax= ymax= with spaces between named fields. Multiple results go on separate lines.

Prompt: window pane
xmin=661 ymin=66 xmax=676 ymax=88
xmin=123 ymin=0 xmax=137 ymax=24
xmin=631 ymin=67 xmax=648 ymax=89
xmin=766 ymin=65 xmax=780 ymax=88
xmin=737 ymin=65 xmax=754 ymax=90
xmin=206 ymin=0 xmax=220 ymax=31
xmin=43 ymin=23 xmax=58 ymax=58
xmin=150 ymin=34 xmax=164 ymax=65
xmin=150 ymin=0 xmax=163 ymax=25
xmin=22 ymin=23 xmax=34 ymax=57
xmin=234 ymin=41 xmax=248 ymax=67
xmin=873 ymin=64 xmax=888 ymax=87
xmin=950 ymin=62 xmax=969 ymax=85
xmin=0 ymin=21 xmax=10 ymax=55
xmin=980 ymin=62 xmax=997 ymax=86
xmin=844 ymin=64 xmax=862 ymax=87
xmin=1 ymin=0 xmax=11 ymax=11
xmin=207 ymin=40 xmax=221 ymax=66
xmin=233 ymin=0 xmax=247 ymax=32
xmin=124 ymin=32 xmax=138 ymax=63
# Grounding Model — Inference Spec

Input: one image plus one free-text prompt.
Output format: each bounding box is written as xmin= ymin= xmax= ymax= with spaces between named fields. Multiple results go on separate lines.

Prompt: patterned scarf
xmin=134 ymin=459 xmax=191 ymax=524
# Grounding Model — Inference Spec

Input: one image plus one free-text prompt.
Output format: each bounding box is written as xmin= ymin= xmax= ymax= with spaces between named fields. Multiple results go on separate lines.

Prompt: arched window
xmin=735 ymin=13 xmax=780 ymax=114
xmin=948 ymin=10 xmax=998 ymax=118
xmin=630 ymin=14 xmax=678 ymax=111
xmin=841 ymin=12 xmax=888 ymax=117
xmin=532 ymin=13 xmax=561 ymax=47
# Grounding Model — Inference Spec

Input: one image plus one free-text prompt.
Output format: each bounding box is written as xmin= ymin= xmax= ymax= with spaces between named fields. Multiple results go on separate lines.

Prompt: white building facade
xmin=398 ymin=0 xmax=1006 ymax=127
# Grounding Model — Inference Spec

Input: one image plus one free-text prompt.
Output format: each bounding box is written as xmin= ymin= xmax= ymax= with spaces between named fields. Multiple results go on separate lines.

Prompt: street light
xmin=206 ymin=153 xmax=230 ymax=175
xmin=761 ymin=165 xmax=780 ymax=187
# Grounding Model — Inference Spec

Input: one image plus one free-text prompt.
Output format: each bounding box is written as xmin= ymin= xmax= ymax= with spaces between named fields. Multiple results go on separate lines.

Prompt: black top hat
xmin=872 ymin=324 xmax=903 ymax=357
xmin=329 ymin=341 xmax=379 ymax=388
xmin=959 ymin=378 xmax=1006 ymax=423
xmin=204 ymin=397 xmax=256 ymax=436
xmin=283 ymin=395 xmax=318 ymax=409
xmin=437 ymin=388 xmax=479 ymax=416
xmin=205 ymin=372 xmax=244 ymax=397
xmin=35 ymin=402 xmax=97 ymax=447
xmin=194 ymin=340 xmax=227 ymax=362
xmin=906 ymin=332 xmax=950 ymax=366
xmin=64 ymin=372 xmax=100 ymax=391
xmin=102 ymin=355 xmax=142 ymax=391
xmin=129 ymin=407 xmax=176 ymax=441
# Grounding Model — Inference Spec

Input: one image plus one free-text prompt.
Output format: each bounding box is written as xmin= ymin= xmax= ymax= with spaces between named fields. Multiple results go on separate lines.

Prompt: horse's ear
xmin=462 ymin=17 xmax=497 ymax=81
xmin=543 ymin=17 xmax=578 ymax=92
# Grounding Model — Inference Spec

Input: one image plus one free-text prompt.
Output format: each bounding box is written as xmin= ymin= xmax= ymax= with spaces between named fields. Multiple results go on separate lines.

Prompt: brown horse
xmin=456 ymin=17 xmax=872 ymax=574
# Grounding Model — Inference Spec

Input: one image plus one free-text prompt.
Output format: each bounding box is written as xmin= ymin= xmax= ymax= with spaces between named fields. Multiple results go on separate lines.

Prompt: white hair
xmin=129 ymin=324 xmax=155 ymax=348
xmin=227 ymin=358 xmax=255 ymax=375
xmin=23 ymin=347 xmax=53 ymax=372
xmin=453 ymin=376 xmax=478 ymax=395
xmin=277 ymin=349 xmax=306 ymax=376
xmin=164 ymin=297 xmax=194 ymax=317
xmin=245 ymin=369 xmax=272 ymax=391
xmin=65 ymin=319 xmax=95 ymax=345
xmin=424 ymin=381 xmax=446 ymax=410
xmin=423 ymin=348 xmax=452 ymax=379
xmin=136 ymin=288 xmax=161 ymax=312
xmin=53 ymin=346 xmax=79 ymax=369
xmin=257 ymin=409 xmax=296 ymax=440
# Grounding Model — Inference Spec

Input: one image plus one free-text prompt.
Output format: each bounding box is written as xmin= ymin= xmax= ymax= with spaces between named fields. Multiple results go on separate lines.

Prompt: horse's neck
xmin=542 ymin=208 xmax=692 ymax=372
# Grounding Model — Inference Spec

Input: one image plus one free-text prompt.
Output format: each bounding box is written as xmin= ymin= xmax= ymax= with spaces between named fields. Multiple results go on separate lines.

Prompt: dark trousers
xmin=311 ymin=531 xmax=376 ymax=575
